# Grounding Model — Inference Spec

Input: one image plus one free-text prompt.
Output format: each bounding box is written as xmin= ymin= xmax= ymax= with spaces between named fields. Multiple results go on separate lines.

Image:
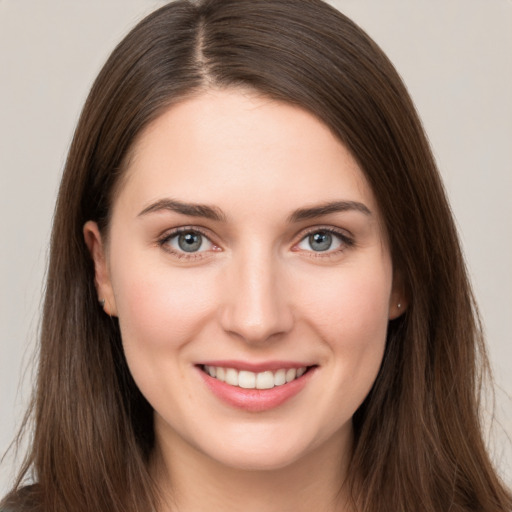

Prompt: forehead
xmin=115 ymin=88 xmax=380 ymax=223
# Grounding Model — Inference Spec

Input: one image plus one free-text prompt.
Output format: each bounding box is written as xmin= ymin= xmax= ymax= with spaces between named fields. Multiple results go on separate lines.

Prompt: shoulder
xmin=1 ymin=484 xmax=41 ymax=512
xmin=0 ymin=501 xmax=38 ymax=512
xmin=0 ymin=503 xmax=28 ymax=512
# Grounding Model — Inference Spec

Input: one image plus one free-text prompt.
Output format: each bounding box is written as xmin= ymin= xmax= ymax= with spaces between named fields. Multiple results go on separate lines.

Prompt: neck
xmin=152 ymin=424 xmax=355 ymax=512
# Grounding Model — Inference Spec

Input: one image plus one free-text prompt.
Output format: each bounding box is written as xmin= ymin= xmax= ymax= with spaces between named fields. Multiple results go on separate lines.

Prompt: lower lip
xmin=198 ymin=367 xmax=315 ymax=412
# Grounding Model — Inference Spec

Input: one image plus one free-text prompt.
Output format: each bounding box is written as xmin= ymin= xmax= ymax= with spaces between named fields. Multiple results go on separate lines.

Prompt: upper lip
xmin=196 ymin=360 xmax=315 ymax=373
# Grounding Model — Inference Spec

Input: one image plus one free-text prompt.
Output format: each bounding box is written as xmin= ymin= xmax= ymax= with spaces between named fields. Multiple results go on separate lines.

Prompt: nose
xmin=218 ymin=247 xmax=294 ymax=345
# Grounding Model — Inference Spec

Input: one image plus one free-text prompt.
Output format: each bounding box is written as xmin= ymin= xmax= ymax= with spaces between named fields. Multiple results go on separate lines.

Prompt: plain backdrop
xmin=1 ymin=0 xmax=511 ymax=494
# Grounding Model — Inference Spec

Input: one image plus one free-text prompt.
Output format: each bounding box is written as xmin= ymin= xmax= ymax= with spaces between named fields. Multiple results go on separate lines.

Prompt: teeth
xmin=286 ymin=368 xmax=297 ymax=382
xmin=225 ymin=368 xmax=238 ymax=386
xmin=256 ymin=371 xmax=274 ymax=389
xmin=203 ymin=365 xmax=308 ymax=389
xmin=216 ymin=367 xmax=225 ymax=381
xmin=274 ymin=369 xmax=286 ymax=386
xmin=238 ymin=370 xmax=256 ymax=389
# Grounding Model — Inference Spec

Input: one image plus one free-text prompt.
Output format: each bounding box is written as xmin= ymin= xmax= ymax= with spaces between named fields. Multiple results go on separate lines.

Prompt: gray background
xmin=1 ymin=0 xmax=511 ymax=493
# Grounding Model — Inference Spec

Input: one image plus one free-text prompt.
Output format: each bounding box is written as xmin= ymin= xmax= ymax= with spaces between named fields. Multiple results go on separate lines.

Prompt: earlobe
xmin=388 ymin=271 xmax=408 ymax=320
xmin=389 ymin=300 xmax=406 ymax=320
xmin=83 ymin=221 xmax=117 ymax=316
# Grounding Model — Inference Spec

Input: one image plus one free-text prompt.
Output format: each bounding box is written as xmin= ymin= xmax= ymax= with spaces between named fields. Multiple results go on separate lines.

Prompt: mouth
xmin=196 ymin=362 xmax=317 ymax=411
xmin=200 ymin=364 xmax=311 ymax=390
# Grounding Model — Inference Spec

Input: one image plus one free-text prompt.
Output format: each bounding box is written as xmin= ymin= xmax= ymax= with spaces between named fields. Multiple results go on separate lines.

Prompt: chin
xmin=205 ymin=444 xmax=308 ymax=472
xmin=194 ymin=421 xmax=348 ymax=474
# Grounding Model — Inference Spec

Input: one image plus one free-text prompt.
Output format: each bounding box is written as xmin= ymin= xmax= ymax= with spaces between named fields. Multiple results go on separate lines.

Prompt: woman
xmin=1 ymin=0 xmax=510 ymax=510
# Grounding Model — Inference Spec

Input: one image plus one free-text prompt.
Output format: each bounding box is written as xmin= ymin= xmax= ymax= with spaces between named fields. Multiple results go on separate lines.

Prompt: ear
xmin=83 ymin=221 xmax=118 ymax=316
xmin=388 ymin=269 xmax=408 ymax=320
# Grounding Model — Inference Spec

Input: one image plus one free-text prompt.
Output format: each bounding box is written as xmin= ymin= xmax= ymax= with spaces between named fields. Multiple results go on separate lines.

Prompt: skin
xmin=84 ymin=89 xmax=405 ymax=512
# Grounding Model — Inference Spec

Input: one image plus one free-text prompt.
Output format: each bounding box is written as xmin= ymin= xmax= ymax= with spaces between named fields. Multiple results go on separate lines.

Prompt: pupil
xmin=178 ymin=232 xmax=202 ymax=252
xmin=309 ymin=232 xmax=332 ymax=251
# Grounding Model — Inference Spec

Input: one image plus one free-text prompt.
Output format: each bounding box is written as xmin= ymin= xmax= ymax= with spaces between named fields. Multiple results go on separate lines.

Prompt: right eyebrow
xmin=137 ymin=198 xmax=227 ymax=222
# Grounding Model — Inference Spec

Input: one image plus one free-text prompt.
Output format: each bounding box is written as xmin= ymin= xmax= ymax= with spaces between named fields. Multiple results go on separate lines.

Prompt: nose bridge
xmin=219 ymin=242 xmax=293 ymax=343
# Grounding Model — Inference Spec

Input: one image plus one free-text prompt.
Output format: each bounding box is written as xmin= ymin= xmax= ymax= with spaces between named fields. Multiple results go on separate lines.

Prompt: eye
xmin=160 ymin=229 xmax=215 ymax=255
xmin=296 ymin=229 xmax=349 ymax=253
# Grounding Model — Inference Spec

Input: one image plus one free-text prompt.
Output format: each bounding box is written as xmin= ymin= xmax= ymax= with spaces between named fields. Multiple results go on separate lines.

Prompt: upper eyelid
xmin=158 ymin=225 xmax=215 ymax=242
xmin=296 ymin=225 xmax=353 ymax=241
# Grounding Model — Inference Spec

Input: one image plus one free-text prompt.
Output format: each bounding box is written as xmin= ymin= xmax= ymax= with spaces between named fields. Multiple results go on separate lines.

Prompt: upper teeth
xmin=204 ymin=365 xmax=307 ymax=389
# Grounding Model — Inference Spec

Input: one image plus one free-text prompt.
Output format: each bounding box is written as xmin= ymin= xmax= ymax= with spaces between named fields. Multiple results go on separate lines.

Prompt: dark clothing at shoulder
xmin=1 ymin=484 xmax=41 ymax=512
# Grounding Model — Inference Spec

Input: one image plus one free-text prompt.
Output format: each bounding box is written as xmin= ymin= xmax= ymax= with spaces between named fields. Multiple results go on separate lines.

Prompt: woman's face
xmin=85 ymin=89 xmax=403 ymax=472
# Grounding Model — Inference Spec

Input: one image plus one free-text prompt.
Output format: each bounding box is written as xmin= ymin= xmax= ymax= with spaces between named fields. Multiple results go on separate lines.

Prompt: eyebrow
xmin=138 ymin=198 xmax=371 ymax=223
xmin=288 ymin=200 xmax=372 ymax=223
xmin=138 ymin=198 xmax=226 ymax=222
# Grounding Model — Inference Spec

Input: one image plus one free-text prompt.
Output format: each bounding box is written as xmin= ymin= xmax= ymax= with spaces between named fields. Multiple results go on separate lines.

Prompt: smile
xmin=197 ymin=362 xmax=317 ymax=412
xmin=202 ymin=365 xmax=308 ymax=390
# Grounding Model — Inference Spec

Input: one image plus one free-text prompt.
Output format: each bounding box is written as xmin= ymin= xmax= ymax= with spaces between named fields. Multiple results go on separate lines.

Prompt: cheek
xmin=302 ymin=266 xmax=391 ymax=432
xmin=296 ymin=259 xmax=391 ymax=383
xmin=111 ymin=255 xmax=216 ymax=354
xmin=109 ymin=257 xmax=220 ymax=412
xmin=301 ymin=263 xmax=391 ymax=338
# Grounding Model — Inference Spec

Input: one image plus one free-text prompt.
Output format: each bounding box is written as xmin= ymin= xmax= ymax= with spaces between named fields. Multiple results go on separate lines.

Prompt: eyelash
xmin=157 ymin=226 xmax=354 ymax=260
xmin=157 ymin=227 xmax=218 ymax=260
xmin=294 ymin=227 xmax=354 ymax=258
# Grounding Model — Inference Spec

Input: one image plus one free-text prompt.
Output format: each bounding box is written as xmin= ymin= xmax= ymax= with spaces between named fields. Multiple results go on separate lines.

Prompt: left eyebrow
xmin=288 ymin=200 xmax=372 ymax=223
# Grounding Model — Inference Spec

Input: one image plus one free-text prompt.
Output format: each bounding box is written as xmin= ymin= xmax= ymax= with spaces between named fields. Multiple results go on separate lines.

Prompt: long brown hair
xmin=2 ymin=1 xmax=510 ymax=511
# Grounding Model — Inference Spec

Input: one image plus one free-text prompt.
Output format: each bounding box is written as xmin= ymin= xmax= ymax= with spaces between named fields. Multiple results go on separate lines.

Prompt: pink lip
xmin=196 ymin=363 xmax=316 ymax=413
